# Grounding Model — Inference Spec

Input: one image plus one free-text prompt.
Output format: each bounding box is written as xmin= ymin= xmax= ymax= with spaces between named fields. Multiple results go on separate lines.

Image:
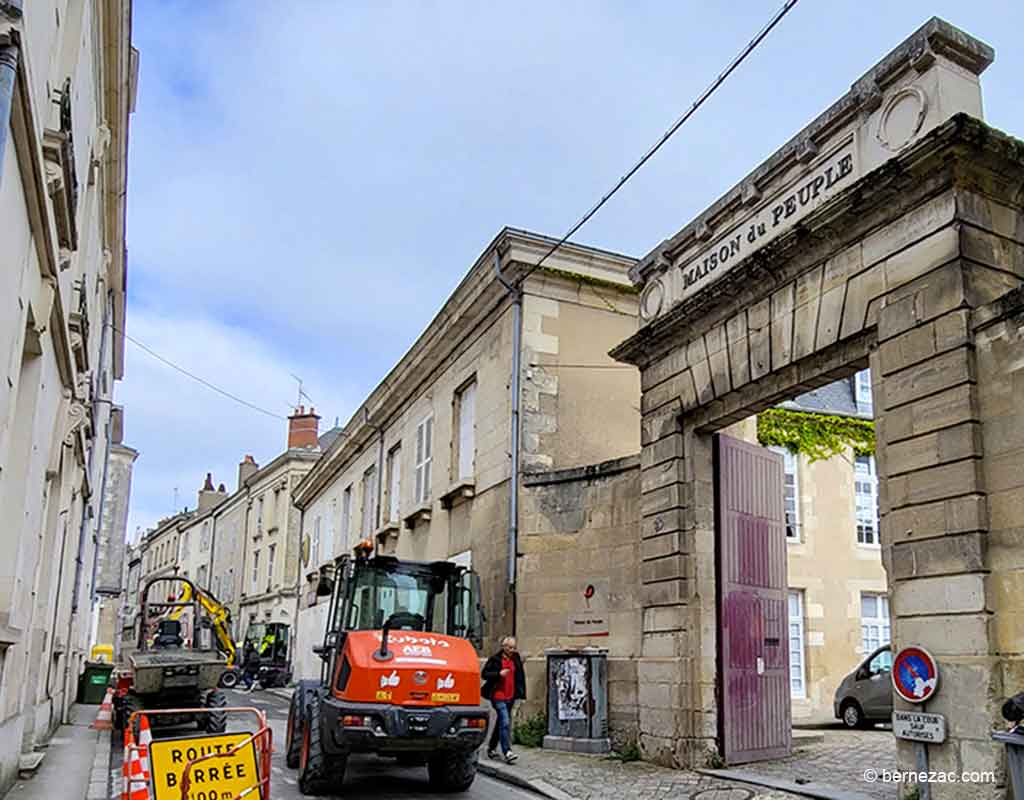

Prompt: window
xmin=224 ymin=569 xmax=233 ymax=602
xmin=453 ymin=381 xmax=477 ymax=481
xmin=312 ymin=516 xmax=321 ymax=567
xmin=212 ymin=575 xmax=220 ymax=598
xmin=769 ymin=447 xmax=800 ymax=540
xmin=256 ymin=496 xmax=264 ymax=535
xmin=361 ymin=466 xmax=377 ymax=537
xmin=415 ymin=416 xmax=433 ymax=505
xmin=267 ymin=489 xmax=277 ymax=530
xmin=788 ymin=591 xmax=806 ymax=699
xmin=867 ymin=648 xmax=893 ymax=675
xmin=252 ymin=551 xmax=260 ymax=593
xmin=338 ymin=562 xmax=447 ymax=633
xmin=200 ymin=521 xmax=211 ymax=551
xmin=861 ymin=593 xmax=891 ymax=654
xmin=341 ymin=486 xmax=352 ymax=547
xmin=267 ymin=544 xmax=276 ymax=587
xmin=386 ymin=446 xmax=402 ymax=522
xmin=326 ymin=499 xmax=336 ymax=560
xmin=855 ymin=456 xmax=879 ymax=545
xmin=181 ymin=531 xmax=190 ymax=558
xmin=855 ymin=369 xmax=873 ymax=415
xmin=197 ymin=564 xmax=208 ymax=590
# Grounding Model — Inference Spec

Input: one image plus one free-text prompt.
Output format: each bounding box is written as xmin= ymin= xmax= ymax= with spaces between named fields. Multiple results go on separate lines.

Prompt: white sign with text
xmin=893 ymin=711 xmax=946 ymax=743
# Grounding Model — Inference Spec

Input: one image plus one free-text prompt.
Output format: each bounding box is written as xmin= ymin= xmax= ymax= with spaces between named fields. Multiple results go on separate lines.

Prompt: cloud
xmin=117 ymin=306 xmax=357 ymax=536
xmin=121 ymin=0 xmax=1024 ymax=542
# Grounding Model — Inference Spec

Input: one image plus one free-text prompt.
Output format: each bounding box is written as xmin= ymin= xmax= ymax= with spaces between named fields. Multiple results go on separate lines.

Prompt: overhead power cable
xmin=516 ymin=0 xmax=801 ymax=288
xmin=109 ymin=323 xmax=287 ymax=420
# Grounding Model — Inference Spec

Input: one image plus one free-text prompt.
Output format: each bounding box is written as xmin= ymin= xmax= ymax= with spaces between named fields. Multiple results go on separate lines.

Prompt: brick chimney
xmin=288 ymin=405 xmax=321 ymax=449
xmin=198 ymin=473 xmax=226 ymax=512
xmin=238 ymin=454 xmax=259 ymax=490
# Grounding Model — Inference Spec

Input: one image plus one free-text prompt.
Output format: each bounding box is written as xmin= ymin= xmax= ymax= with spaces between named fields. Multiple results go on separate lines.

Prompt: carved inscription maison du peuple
xmin=644 ymin=141 xmax=859 ymax=320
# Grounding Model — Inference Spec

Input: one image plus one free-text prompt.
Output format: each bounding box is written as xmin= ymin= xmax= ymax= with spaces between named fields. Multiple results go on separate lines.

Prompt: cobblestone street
xmin=477 ymin=728 xmax=898 ymax=800
xmin=479 ymin=746 xmax=806 ymax=800
xmin=707 ymin=728 xmax=898 ymax=800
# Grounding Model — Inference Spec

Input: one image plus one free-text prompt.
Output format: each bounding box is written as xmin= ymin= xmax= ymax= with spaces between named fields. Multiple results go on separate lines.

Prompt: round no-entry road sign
xmin=892 ymin=646 xmax=939 ymax=703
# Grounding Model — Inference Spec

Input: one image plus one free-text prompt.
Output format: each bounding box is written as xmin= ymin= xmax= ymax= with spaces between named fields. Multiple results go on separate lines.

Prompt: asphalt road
xmin=119 ymin=688 xmax=534 ymax=800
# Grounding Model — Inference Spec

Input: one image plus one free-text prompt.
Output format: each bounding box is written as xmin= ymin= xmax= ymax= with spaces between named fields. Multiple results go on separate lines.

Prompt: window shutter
xmin=458 ymin=383 xmax=476 ymax=480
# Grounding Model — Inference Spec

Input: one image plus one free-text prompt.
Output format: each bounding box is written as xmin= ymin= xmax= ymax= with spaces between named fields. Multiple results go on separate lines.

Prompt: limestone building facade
xmin=127 ymin=413 xmax=336 ymax=652
xmin=291 ymin=227 xmax=641 ymax=681
xmin=0 ymin=0 xmax=135 ymax=791
xmin=92 ymin=406 xmax=138 ymax=660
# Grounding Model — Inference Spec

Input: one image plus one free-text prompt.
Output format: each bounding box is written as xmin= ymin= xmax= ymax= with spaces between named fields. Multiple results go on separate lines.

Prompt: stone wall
xmin=518 ymin=456 xmax=642 ymax=748
xmin=975 ymin=286 xmax=1024 ymax=765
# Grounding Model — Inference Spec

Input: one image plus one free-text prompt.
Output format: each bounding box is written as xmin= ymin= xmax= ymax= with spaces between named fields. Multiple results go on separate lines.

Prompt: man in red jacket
xmin=481 ymin=636 xmax=526 ymax=763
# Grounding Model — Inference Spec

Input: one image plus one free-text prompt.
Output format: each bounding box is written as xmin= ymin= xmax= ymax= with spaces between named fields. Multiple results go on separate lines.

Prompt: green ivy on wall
xmin=756 ymin=408 xmax=875 ymax=462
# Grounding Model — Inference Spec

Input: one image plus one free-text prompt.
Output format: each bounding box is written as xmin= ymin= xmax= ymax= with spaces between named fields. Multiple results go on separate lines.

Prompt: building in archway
xmin=605 ymin=15 xmax=1021 ymax=798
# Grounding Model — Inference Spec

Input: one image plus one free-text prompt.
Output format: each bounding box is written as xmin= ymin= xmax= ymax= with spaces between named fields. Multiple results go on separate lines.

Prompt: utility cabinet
xmin=543 ymin=648 xmax=610 ymax=754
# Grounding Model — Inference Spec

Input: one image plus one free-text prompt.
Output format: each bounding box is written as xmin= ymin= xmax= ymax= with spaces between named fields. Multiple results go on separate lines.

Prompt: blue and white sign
xmin=892 ymin=646 xmax=939 ymax=704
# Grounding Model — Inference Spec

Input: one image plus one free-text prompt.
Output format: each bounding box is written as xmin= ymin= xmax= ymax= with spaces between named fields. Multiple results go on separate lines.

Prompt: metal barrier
xmin=125 ymin=707 xmax=270 ymax=800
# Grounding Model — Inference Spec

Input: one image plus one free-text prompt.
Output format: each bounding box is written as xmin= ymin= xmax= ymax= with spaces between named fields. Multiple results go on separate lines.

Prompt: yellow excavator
xmin=165 ymin=580 xmax=237 ymax=668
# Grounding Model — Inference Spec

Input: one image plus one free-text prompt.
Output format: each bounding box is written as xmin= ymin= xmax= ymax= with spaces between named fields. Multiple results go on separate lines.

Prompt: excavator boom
xmin=168 ymin=582 xmax=237 ymax=667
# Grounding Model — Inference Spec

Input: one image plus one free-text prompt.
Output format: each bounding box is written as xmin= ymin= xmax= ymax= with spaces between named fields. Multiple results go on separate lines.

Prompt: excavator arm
xmin=168 ymin=581 xmax=237 ymax=667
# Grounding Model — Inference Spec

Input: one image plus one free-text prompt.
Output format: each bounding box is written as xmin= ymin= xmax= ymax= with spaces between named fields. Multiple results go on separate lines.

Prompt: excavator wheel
xmin=204 ymin=689 xmax=228 ymax=734
xmin=121 ymin=692 xmax=144 ymax=737
xmin=427 ymin=749 xmax=478 ymax=792
xmin=218 ymin=668 xmax=240 ymax=689
xmin=298 ymin=692 xmax=345 ymax=795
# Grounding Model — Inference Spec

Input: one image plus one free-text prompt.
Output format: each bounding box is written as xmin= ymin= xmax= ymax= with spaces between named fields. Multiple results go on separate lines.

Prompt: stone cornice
xmin=100 ymin=0 xmax=135 ymax=380
xmin=612 ymin=115 xmax=1024 ymax=367
xmin=630 ymin=17 xmax=993 ymax=288
xmin=294 ymin=228 xmax=637 ymax=508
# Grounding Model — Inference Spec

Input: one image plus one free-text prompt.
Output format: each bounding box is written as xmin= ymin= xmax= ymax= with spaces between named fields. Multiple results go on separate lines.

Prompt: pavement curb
xmin=696 ymin=768 xmax=875 ymax=800
xmin=477 ymin=759 xmax=576 ymax=800
xmin=86 ymin=729 xmax=110 ymax=800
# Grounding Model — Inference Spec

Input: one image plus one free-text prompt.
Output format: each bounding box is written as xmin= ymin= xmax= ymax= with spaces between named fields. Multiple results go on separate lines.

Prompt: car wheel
xmin=219 ymin=669 xmax=239 ymax=689
xmin=841 ymin=701 xmax=864 ymax=729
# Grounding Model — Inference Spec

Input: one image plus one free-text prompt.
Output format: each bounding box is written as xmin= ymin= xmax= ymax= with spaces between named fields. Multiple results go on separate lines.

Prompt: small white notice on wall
xmin=893 ymin=711 xmax=946 ymax=743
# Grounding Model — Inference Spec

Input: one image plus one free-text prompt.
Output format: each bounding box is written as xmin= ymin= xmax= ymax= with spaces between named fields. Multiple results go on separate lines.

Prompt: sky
xmin=118 ymin=0 xmax=1024 ymax=538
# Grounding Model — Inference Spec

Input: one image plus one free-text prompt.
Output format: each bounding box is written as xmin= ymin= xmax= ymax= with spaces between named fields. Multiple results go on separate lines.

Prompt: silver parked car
xmin=834 ymin=645 xmax=893 ymax=728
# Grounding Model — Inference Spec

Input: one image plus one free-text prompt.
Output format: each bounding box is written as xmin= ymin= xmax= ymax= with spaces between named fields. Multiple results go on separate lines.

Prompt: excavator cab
xmin=288 ymin=552 xmax=487 ymax=794
xmin=239 ymin=621 xmax=292 ymax=687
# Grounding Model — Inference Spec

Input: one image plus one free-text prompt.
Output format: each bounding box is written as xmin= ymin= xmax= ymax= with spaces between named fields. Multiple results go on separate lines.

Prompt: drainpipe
xmin=493 ymin=251 xmax=521 ymax=601
xmin=292 ymin=506 xmax=305 ymax=675
xmin=363 ymin=409 xmax=385 ymax=554
xmin=0 ymin=35 xmax=18 ymax=188
xmin=63 ymin=290 xmax=113 ymax=713
xmin=72 ymin=292 xmax=112 ymax=616
xmin=87 ymin=291 xmax=118 ymax=640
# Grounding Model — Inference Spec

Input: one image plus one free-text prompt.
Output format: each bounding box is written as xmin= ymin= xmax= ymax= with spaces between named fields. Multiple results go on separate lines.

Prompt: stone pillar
xmin=875 ymin=242 xmax=1023 ymax=796
xmin=637 ymin=377 xmax=718 ymax=767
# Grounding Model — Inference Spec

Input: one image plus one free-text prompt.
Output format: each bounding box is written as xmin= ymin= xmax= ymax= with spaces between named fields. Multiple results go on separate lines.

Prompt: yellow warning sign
xmin=149 ymin=732 xmax=259 ymax=800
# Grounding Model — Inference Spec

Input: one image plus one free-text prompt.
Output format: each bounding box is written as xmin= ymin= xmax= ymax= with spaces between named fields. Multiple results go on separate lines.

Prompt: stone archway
xmin=612 ymin=18 xmax=1024 ymax=798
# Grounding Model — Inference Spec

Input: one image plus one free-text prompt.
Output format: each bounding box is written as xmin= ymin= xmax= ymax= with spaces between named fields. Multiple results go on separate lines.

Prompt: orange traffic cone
xmin=121 ymin=727 xmax=133 ymax=800
xmin=137 ymin=714 xmax=153 ymax=780
xmin=127 ymin=742 xmax=151 ymax=800
xmin=91 ymin=688 xmax=114 ymax=730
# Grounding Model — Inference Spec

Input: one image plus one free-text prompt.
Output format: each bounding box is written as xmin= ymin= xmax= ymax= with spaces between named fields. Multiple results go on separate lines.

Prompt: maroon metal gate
xmin=715 ymin=433 xmax=792 ymax=764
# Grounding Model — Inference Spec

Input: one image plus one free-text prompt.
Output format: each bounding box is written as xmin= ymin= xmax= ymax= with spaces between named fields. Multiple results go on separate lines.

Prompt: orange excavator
xmin=285 ymin=545 xmax=487 ymax=794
